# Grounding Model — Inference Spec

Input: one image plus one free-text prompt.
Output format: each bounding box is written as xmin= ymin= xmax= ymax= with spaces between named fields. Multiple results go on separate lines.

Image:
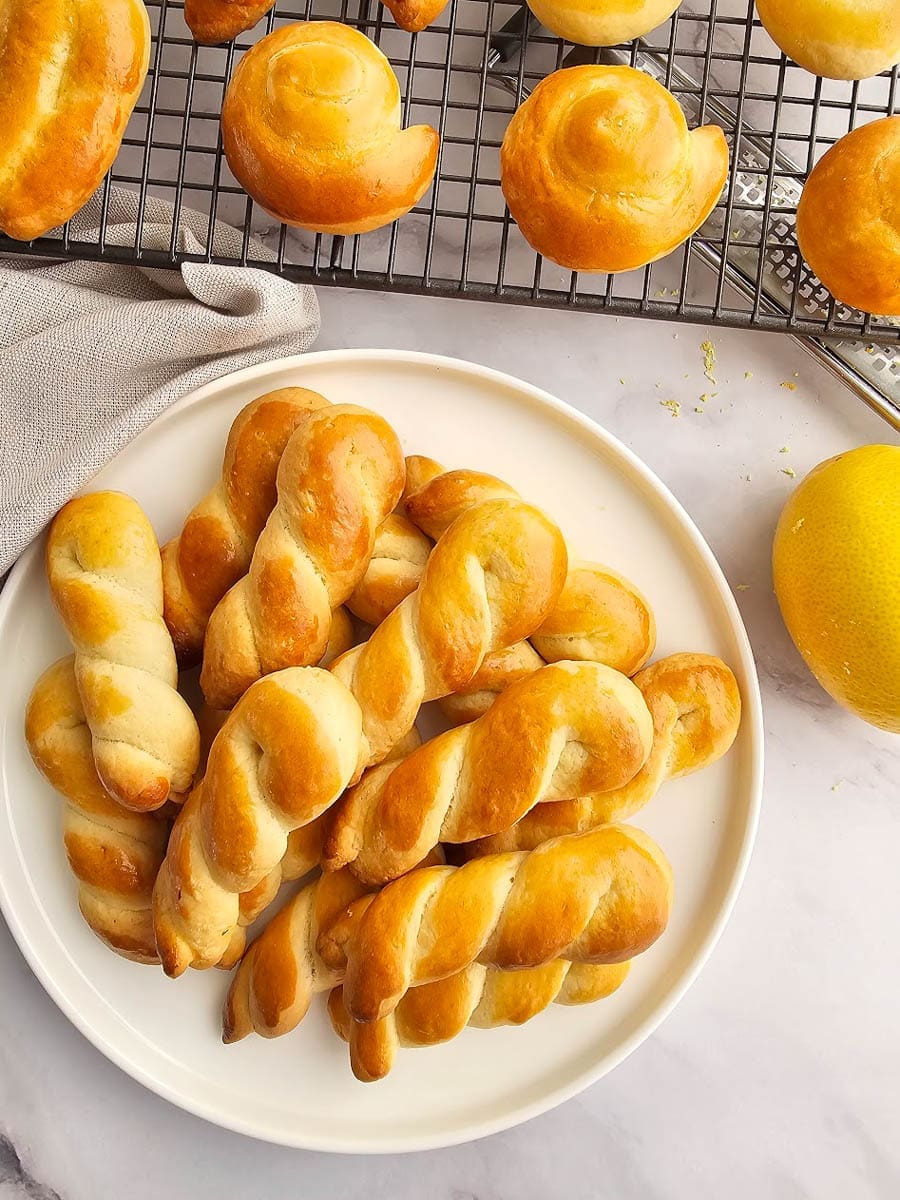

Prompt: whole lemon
xmin=773 ymin=444 xmax=900 ymax=733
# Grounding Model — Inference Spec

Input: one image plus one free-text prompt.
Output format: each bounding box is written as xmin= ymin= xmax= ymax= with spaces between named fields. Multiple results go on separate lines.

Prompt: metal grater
xmin=486 ymin=19 xmax=900 ymax=431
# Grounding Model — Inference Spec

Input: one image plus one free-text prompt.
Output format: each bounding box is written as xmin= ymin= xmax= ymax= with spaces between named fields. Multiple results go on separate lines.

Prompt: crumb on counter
xmin=700 ymin=339 xmax=717 ymax=385
xmin=736 ymin=584 xmax=750 ymax=591
xmin=781 ymin=466 xmax=797 ymax=478
xmin=831 ymin=780 xmax=844 ymax=792
xmin=660 ymin=399 xmax=681 ymax=418
xmin=780 ymin=381 xmax=797 ymax=391
xmin=744 ymin=371 xmax=753 ymax=380
xmin=780 ymin=445 xmax=790 ymax=453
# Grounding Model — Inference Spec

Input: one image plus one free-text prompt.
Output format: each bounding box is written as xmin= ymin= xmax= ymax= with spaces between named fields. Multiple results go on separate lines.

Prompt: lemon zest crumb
xmin=781 ymin=466 xmax=797 ymax=478
xmin=660 ymin=399 xmax=681 ymax=418
xmin=780 ymin=381 xmax=797 ymax=391
xmin=700 ymin=339 xmax=717 ymax=384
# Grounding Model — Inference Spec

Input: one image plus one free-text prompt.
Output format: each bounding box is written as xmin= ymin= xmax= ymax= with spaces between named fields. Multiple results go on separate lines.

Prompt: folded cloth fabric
xmin=0 ymin=187 xmax=319 ymax=575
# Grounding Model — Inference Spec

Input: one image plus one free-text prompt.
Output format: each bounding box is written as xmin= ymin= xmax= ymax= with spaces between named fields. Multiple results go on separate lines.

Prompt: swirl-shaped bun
xmin=221 ymin=22 xmax=439 ymax=235
xmin=796 ymin=117 xmax=900 ymax=317
xmin=501 ymin=66 xmax=728 ymax=273
xmin=756 ymin=1 xmax=900 ymax=81
xmin=526 ymin=0 xmax=681 ymax=47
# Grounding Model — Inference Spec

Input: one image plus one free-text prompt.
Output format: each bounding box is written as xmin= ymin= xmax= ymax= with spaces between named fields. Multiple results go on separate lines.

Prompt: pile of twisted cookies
xmin=25 ymin=386 xmax=742 ymax=1081
xmin=1 ymin=2 xmax=897 ymax=316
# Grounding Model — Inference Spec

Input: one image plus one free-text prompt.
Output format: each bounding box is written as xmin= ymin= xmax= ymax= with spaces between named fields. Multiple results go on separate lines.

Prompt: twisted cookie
xmin=200 ymin=404 xmax=404 ymax=709
xmin=25 ymin=657 xmax=169 ymax=964
xmin=332 ymin=825 xmax=672 ymax=1023
xmin=330 ymin=498 xmax=567 ymax=766
xmin=405 ymin=464 xmax=656 ymax=679
xmin=438 ymin=641 xmax=545 ymax=726
xmin=224 ymin=835 xmax=443 ymax=1042
xmin=469 ymin=652 xmax=741 ymax=856
xmin=224 ymin=870 xmax=372 ymax=1043
xmin=153 ymin=667 xmax=364 ymax=976
xmin=46 ymin=492 xmax=199 ymax=811
xmin=162 ymin=388 xmax=329 ymax=666
xmin=325 ymin=660 xmax=653 ymax=883
xmin=501 ymin=65 xmax=728 ymax=273
xmin=235 ymin=728 xmax=422 ymax=928
xmin=222 ymin=23 xmax=439 ymax=235
xmin=346 ymin=513 xmax=432 ymax=627
xmin=329 ymin=959 xmax=630 ymax=1081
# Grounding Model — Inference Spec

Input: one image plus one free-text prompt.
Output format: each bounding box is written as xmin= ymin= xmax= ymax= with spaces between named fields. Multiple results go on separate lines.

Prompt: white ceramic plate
xmin=0 ymin=351 xmax=763 ymax=1153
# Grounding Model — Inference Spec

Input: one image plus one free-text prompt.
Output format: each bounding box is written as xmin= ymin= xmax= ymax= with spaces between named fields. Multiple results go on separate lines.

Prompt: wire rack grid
xmin=1 ymin=0 xmax=898 ymax=359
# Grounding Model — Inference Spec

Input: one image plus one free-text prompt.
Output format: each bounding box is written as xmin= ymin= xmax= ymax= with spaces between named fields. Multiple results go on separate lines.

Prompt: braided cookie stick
xmin=330 ymin=498 xmax=568 ymax=767
xmin=438 ymin=641 xmax=545 ymax=725
xmin=405 ymin=464 xmax=656 ymax=679
xmin=162 ymin=388 xmax=329 ymax=666
xmin=468 ymin=652 xmax=741 ymax=856
xmin=224 ymin=839 xmax=444 ymax=1042
xmin=325 ymin=660 xmax=653 ymax=883
xmin=346 ymin=514 xmax=432 ymax=627
xmin=153 ymin=667 xmax=364 ymax=976
xmin=328 ymin=959 xmax=630 ymax=1081
xmin=200 ymin=405 xmax=404 ymax=709
xmin=236 ymin=728 xmax=423 ymax=927
xmin=46 ymin=492 xmax=199 ymax=811
xmin=331 ymin=825 xmax=672 ymax=1023
xmin=24 ymin=657 xmax=170 ymax=964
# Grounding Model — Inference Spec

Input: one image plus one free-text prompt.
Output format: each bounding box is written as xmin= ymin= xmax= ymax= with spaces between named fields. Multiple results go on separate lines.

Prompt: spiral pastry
xmin=501 ymin=65 xmax=729 ymax=274
xmin=0 ymin=0 xmax=150 ymax=241
xmin=221 ymin=22 xmax=440 ymax=235
xmin=525 ymin=0 xmax=682 ymax=48
xmin=756 ymin=1 xmax=900 ymax=81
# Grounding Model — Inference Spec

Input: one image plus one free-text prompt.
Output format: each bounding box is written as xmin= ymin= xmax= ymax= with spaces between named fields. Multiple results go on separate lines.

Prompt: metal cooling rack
xmin=2 ymin=0 xmax=898 ymax=426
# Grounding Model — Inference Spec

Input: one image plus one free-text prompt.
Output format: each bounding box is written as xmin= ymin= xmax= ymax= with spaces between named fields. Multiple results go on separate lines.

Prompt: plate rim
xmin=0 ymin=348 xmax=764 ymax=1154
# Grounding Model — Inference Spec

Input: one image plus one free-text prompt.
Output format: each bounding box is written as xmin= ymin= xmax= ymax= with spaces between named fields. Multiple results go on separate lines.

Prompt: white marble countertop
xmin=2 ymin=287 xmax=899 ymax=1199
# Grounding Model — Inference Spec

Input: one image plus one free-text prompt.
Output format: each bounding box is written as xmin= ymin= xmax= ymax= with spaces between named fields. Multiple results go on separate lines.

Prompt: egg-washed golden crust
xmin=46 ymin=491 xmax=199 ymax=812
xmin=153 ymin=666 xmax=365 ymax=977
xmin=796 ymin=117 xmax=900 ymax=317
xmin=756 ymin=0 xmax=900 ymax=80
xmin=501 ymin=65 xmax=728 ymax=274
xmin=0 ymin=0 xmax=150 ymax=241
xmin=162 ymin=388 xmax=330 ymax=667
xmin=330 ymin=498 xmax=568 ymax=766
xmin=25 ymin=657 xmax=170 ymax=964
xmin=340 ymin=825 xmax=673 ymax=1024
xmin=199 ymin=404 xmax=405 ymax=710
xmin=221 ymin=22 xmax=439 ymax=235
xmin=328 ymin=959 xmax=630 ymax=1081
xmin=185 ymin=0 xmax=274 ymax=43
xmin=469 ymin=651 xmax=741 ymax=855
xmin=525 ymin=0 xmax=682 ymax=48
xmin=325 ymin=660 xmax=653 ymax=883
